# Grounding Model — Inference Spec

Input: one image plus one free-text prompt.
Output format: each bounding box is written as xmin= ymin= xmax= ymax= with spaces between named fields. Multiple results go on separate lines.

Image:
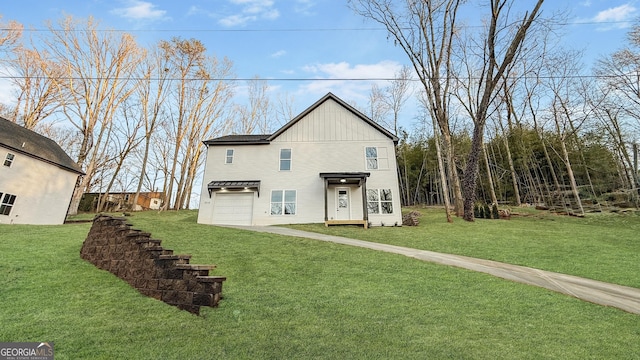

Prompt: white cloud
xmin=591 ymin=3 xmax=636 ymax=29
xmin=270 ymin=50 xmax=286 ymax=58
xmin=111 ymin=1 xmax=167 ymax=20
xmin=295 ymin=0 xmax=316 ymax=16
xmin=302 ymin=61 xmax=402 ymax=79
xmin=297 ymin=60 xmax=404 ymax=102
xmin=218 ymin=0 xmax=279 ymax=27
xmin=219 ymin=14 xmax=257 ymax=27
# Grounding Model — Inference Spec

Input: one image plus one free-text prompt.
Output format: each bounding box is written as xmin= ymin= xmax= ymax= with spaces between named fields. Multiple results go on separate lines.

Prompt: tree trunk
xmin=433 ymin=121 xmax=453 ymax=222
xmin=482 ymin=143 xmax=498 ymax=205
xmin=462 ymin=124 xmax=485 ymax=221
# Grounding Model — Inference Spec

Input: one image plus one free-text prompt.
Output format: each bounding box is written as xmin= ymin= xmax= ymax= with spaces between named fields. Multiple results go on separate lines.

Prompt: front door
xmin=336 ymin=188 xmax=350 ymax=220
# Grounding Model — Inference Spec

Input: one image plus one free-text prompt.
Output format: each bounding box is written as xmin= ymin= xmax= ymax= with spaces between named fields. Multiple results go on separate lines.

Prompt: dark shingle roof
xmin=203 ymin=134 xmax=271 ymax=145
xmin=0 ymin=117 xmax=84 ymax=174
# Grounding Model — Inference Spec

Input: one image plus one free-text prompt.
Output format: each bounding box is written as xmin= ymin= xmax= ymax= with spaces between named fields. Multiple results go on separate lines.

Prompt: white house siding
xmin=0 ymin=147 xmax=78 ymax=225
xmin=197 ymin=98 xmax=403 ymax=226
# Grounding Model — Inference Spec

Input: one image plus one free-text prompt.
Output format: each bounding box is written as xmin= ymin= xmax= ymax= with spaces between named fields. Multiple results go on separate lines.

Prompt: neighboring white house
xmin=0 ymin=117 xmax=84 ymax=225
xmin=197 ymin=92 xmax=403 ymax=227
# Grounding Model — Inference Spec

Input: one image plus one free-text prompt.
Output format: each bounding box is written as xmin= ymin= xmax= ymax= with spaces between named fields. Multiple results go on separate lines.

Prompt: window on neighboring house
xmin=4 ymin=153 xmax=15 ymax=167
xmin=270 ymin=190 xmax=296 ymax=215
xmin=367 ymin=189 xmax=393 ymax=214
xmin=225 ymin=149 xmax=234 ymax=164
xmin=280 ymin=148 xmax=291 ymax=171
xmin=0 ymin=193 xmax=16 ymax=216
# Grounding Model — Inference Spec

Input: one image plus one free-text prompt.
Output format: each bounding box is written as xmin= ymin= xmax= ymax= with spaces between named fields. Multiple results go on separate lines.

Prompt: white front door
xmin=336 ymin=188 xmax=350 ymax=220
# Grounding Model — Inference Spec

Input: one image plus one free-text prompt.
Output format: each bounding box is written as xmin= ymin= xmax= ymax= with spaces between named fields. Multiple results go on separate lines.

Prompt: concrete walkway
xmin=223 ymin=225 xmax=640 ymax=315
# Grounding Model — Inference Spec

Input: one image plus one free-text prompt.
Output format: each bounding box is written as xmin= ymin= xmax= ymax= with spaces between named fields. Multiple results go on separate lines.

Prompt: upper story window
xmin=0 ymin=192 xmax=16 ymax=216
xmin=280 ymin=148 xmax=291 ymax=171
xmin=365 ymin=146 xmax=388 ymax=170
xmin=365 ymin=147 xmax=378 ymax=169
xmin=225 ymin=149 xmax=234 ymax=164
xmin=4 ymin=153 xmax=15 ymax=167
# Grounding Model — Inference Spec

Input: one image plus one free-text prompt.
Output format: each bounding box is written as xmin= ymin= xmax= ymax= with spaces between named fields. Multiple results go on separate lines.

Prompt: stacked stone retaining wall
xmin=80 ymin=214 xmax=225 ymax=315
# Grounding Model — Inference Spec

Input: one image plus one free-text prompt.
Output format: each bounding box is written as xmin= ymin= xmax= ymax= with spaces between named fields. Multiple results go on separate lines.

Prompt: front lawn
xmin=288 ymin=206 xmax=640 ymax=288
xmin=0 ymin=210 xmax=638 ymax=359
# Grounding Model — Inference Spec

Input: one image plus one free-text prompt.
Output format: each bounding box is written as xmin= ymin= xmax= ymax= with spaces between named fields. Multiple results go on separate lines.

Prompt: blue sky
xmin=1 ymin=0 xmax=639 ymax=130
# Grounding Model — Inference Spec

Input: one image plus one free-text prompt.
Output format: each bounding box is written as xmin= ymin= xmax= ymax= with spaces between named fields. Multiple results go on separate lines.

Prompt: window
xmin=270 ymin=190 xmax=296 ymax=215
xmin=367 ymin=189 xmax=393 ymax=214
xmin=0 ymin=193 xmax=16 ymax=216
xmin=4 ymin=153 xmax=14 ymax=167
xmin=365 ymin=147 xmax=389 ymax=170
xmin=365 ymin=147 xmax=378 ymax=169
xmin=225 ymin=149 xmax=234 ymax=164
xmin=279 ymin=148 xmax=291 ymax=171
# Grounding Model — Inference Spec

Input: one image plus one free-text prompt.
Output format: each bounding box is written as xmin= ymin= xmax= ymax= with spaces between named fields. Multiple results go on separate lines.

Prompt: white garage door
xmin=212 ymin=192 xmax=254 ymax=225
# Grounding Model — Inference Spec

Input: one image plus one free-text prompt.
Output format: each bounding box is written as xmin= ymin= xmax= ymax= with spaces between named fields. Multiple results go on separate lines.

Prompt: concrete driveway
xmin=222 ymin=225 xmax=640 ymax=315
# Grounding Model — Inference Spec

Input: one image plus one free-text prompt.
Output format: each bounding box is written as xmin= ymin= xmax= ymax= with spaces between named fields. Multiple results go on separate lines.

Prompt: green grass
xmin=1 ymin=209 xmax=639 ymax=359
xmin=288 ymin=206 xmax=640 ymax=288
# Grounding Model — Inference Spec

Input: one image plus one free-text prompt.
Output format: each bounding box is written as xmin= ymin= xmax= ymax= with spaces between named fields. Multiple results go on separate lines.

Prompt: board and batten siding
xmin=274 ymin=99 xmax=388 ymax=143
xmin=197 ymin=97 xmax=403 ymax=226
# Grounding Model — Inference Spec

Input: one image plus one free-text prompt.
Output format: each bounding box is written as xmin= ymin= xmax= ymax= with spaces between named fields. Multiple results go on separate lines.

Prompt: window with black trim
xmin=367 ymin=189 xmax=393 ymax=214
xmin=270 ymin=190 xmax=296 ymax=215
xmin=365 ymin=147 xmax=388 ymax=170
xmin=4 ymin=153 xmax=15 ymax=167
xmin=0 ymin=193 xmax=16 ymax=216
xmin=225 ymin=149 xmax=234 ymax=164
xmin=365 ymin=147 xmax=378 ymax=169
xmin=279 ymin=148 xmax=291 ymax=171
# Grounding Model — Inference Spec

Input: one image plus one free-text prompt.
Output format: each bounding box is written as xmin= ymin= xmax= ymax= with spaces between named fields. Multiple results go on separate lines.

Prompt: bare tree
xmin=131 ymin=42 xmax=171 ymax=210
xmin=349 ymin=0 xmax=466 ymax=218
xmin=384 ymin=65 xmax=413 ymax=136
xmin=160 ymin=37 xmax=235 ymax=210
xmin=40 ymin=16 xmax=144 ymax=215
xmin=457 ymin=0 xmax=544 ymax=220
xmin=543 ymin=49 xmax=588 ymax=216
xmin=232 ymin=76 xmax=272 ymax=134
xmin=419 ymin=94 xmax=453 ymax=222
xmin=274 ymin=92 xmax=297 ymax=128
xmin=5 ymin=47 xmax=62 ymax=129
xmin=97 ymin=101 xmax=144 ymax=212
xmin=367 ymin=83 xmax=390 ymax=128
xmin=594 ymin=22 xmax=640 ymax=190
xmin=0 ymin=16 xmax=22 ymax=52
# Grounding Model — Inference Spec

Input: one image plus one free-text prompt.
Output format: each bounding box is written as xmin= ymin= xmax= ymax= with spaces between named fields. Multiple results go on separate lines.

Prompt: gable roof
xmin=203 ymin=92 xmax=399 ymax=145
xmin=268 ymin=92 xmax=399 ymax=143
xmin=0 ymin=117 xmax=84 ymax=174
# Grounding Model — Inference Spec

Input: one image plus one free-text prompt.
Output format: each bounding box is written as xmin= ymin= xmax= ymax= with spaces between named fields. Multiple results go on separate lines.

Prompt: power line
xmin=0 ymin=74 xmax=630 ymax=82
xmin=1 ymin=20 xmax=634 ymax=34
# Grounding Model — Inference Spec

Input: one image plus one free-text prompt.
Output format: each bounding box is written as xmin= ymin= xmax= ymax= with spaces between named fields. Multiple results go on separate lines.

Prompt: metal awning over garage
xmin=207 ymin=180 xmax=261 ymax=197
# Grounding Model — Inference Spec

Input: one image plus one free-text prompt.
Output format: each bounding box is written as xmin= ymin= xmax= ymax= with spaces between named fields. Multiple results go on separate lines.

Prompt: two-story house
xmin=197 ymin=92 xmax=402 ymax=227
xmin=0 ymin=117 xmax=84 ymax=225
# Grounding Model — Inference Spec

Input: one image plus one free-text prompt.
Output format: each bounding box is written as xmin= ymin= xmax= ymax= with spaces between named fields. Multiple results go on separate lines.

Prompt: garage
xmin=211 ymin=192 xmax=254 ymax=225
